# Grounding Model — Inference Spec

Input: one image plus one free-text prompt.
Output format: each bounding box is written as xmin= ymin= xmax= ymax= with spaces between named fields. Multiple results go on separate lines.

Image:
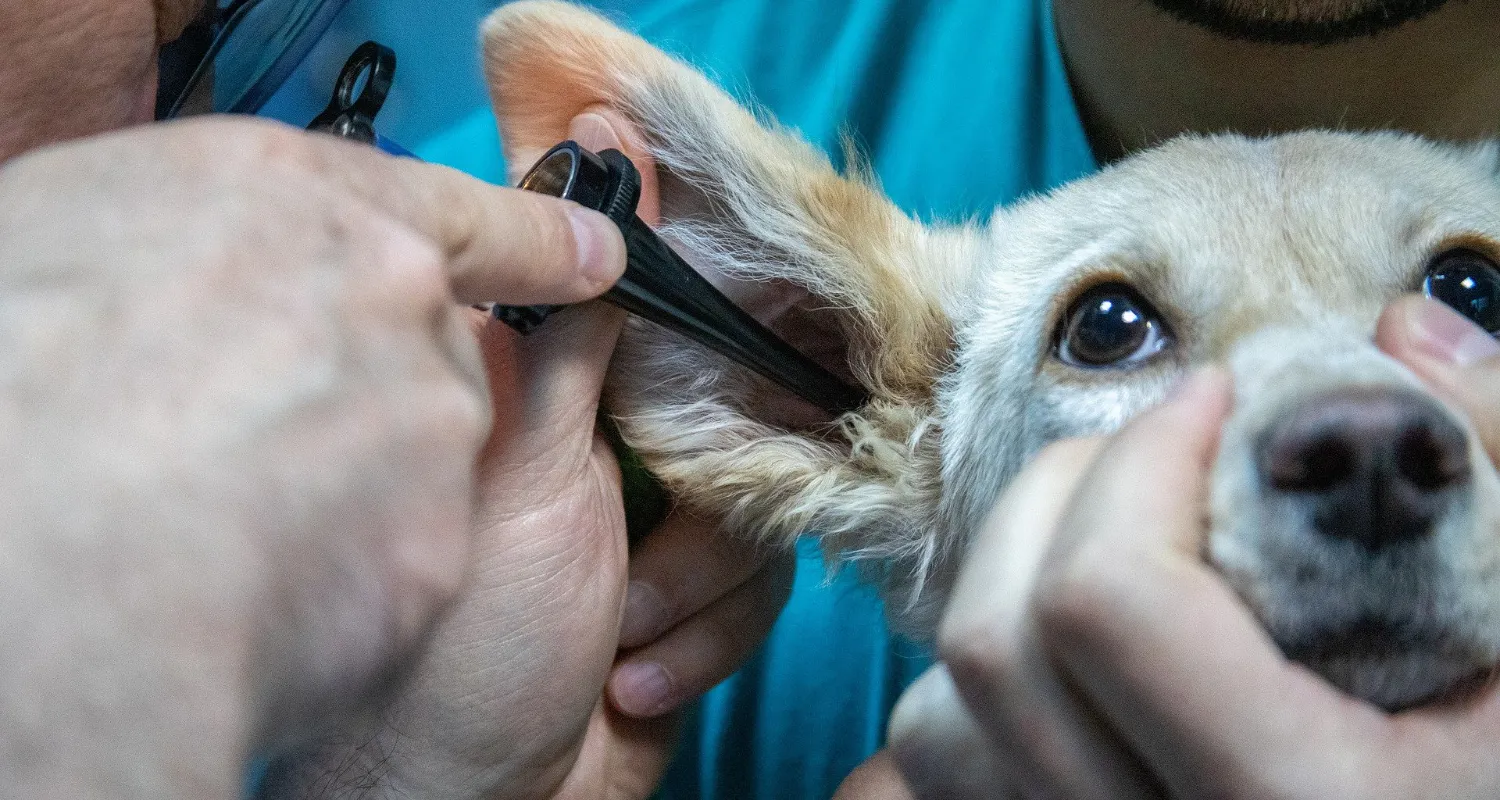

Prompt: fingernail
xmin=619 ymin=580 xmax=668 ymax=648
xmin=568 ymin=205 xmax=624 ymax=287
xmin=1410 ymin=298 xmax=1500 ymax=367
xmin=611 ymin=661 xmax=676 ymax=717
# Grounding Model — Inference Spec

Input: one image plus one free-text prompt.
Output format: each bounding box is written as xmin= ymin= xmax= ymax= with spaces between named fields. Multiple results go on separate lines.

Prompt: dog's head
xmin=946 ymin=134 xmax=1500 ymax=708
xmin=483 ymin=2 xmax=1500 ymax=708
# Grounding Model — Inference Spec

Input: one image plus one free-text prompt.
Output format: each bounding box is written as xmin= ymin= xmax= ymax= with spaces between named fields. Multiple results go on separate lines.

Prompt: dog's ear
xmin=482 ymin=0 xmax=963 ymax=396
xmin=482 ymin=1 xmax=973 ymax=611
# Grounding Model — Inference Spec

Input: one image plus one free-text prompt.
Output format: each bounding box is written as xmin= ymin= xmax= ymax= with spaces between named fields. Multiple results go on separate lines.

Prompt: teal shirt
xmin=260 ymin=1 xmax=1095 ymax=797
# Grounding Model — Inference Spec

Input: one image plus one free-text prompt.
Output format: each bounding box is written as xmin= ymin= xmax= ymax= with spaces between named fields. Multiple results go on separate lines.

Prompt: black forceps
xmin=495 ymin=142 xmax=869 ymax=416
xmin=314 ymin=45 xmax=868 ymax=417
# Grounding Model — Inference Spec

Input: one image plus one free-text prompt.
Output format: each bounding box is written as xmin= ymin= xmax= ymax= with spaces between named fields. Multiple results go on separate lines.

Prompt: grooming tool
xmin=306 ymin=44 xmax=866 ymax=416
xmin=497 ymin=141 xmax=869 ymax=416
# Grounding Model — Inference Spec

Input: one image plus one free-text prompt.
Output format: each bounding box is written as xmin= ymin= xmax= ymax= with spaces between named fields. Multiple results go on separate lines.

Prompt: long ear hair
xmin=483 ymin=1 xmax=976 ymax=616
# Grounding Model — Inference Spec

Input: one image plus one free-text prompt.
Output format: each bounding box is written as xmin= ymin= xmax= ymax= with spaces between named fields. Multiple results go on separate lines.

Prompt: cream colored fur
xmin=482 ymin=2 xmax=1500 ymax=706
xmin=485 ymin=1 xmax=974 ymax=616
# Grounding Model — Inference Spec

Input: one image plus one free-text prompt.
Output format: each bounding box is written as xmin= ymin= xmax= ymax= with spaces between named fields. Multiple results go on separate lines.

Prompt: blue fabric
xmin=590 ymin=0 xmax=1094 ymax=221
xmin=260 ymin=2 xmax=1096 ymax=798
xmin=257 ymin=0 xmax=499 ymax=147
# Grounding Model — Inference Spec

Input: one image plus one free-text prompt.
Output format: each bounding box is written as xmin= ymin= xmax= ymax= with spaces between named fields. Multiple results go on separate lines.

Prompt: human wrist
xmin=258 ymin=729 xmax=542 ymax=800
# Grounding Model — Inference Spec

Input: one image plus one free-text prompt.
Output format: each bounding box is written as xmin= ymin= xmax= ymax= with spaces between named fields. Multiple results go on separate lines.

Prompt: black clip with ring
xmin=308 ymin=41 xmax=412 ymax=157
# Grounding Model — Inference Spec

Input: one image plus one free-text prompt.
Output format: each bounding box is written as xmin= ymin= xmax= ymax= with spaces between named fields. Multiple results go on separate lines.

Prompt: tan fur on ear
xmin=482 ymin=2 xmax=664 ymax=180
xmin=482 ymin=1 xmax=974 ymax=620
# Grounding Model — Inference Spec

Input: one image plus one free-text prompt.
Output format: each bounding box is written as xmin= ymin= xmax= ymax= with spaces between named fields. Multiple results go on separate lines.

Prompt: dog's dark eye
xmin=1056 ymin=283 xmax=1173 ymax=368
xmin=1424 ymin=249 xmax=1500 ymax=334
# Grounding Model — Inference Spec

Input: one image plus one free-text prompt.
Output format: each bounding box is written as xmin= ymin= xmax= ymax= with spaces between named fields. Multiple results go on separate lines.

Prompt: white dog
xmin=482 ymin=1 xmax=1500 ymax=712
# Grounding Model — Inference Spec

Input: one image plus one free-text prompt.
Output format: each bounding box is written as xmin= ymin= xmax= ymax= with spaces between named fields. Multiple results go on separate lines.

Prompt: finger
xmin=617 ymin=513 xmax=773 ymax=648
xmin=155 ymin=0 xmax=206 ymax=43
xmin=607 ymin=551 xmax=794 ymax=717
xmin=833 ymin=750 xmax=919 ymax=800
xmin=472 ymin=107 xmax=650 ymax=472
xmin=1032 ymin=369 xmax=1395 ymax=797
xmin=941 ymin=438 xmax=1104 ymax=650
xmin=206 ymin=117 xmax=628 ymax=306
xmin=940 ymin=436 xmax=1158 ymax=799
xmin=888 ymin=666 xmax=1014 ymax=799
xmin=1376 ymin=295 xmax=1500 ymax=461
xmin=477 ymin=302 xmax=626 ymax=479
xmin=593 ymin=702 xmax=681 ymax=800
xmin=350 ymin=158 xmax=624 ymax=306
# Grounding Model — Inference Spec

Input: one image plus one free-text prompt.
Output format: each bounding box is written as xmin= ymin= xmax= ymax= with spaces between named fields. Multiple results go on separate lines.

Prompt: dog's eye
xmin=1056 ymin=283 xmax=1173 ymax=368
xmin=1424 ymin=249 xmax=1500 ymax=334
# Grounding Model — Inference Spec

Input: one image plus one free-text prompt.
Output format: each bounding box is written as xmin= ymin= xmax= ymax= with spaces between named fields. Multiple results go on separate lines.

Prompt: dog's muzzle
xmin=1211 ymin=327 xmax=1500 ymax=710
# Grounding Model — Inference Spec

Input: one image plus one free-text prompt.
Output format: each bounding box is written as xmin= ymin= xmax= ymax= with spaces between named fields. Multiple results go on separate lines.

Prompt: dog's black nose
xmin=1258 ymin=387 xmax=1471 ymax=551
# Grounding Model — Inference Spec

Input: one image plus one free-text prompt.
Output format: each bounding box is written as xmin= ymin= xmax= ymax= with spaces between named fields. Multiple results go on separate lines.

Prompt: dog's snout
xmin=1258 ymin=387 xmax=1471 ymax=551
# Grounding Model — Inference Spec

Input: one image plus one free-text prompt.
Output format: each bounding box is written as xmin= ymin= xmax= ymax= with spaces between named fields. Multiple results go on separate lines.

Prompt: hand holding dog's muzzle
xmin=888 ymin=358 xmax=1500 ymax=800
xmin=890 ymin=372 xmax=1234 ymax=800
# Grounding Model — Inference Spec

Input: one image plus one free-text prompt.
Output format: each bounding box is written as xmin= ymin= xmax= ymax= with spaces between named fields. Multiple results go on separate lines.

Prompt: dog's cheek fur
xmin=483 ymin=1 xmax=985 ymax=617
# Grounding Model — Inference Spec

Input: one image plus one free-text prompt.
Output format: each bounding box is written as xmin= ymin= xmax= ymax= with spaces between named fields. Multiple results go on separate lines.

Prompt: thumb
xmin=475 ymin=106 xmax=645 ymax=472
xmin=478 ymin=303 xmax=626 ymax=474
xmin=1376 ymin=295 xmax=1500 ymax=461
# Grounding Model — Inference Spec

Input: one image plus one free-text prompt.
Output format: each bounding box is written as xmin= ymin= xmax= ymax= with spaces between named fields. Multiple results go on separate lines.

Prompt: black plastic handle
xmin=495 ymin=142 xmax=868 ymax=417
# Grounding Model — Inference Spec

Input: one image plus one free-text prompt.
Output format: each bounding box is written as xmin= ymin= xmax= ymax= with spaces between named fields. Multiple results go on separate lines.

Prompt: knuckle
xmin=938 ymin=612 xmax=1018 ymax=692
xmin=225 ymin=118 xmax=330 ymax=178
xmin=436 ymin=179 xmax=488 ymax=256
xmin=167 ymin=119 xmax=339 ymax=217
xmin=889 ymin=668 xmax=1016 ymax=800
xmin=369 ymin=222 xmax=450 ymax=307
xmin=442 ymin=319 xmax=492 ymax=427
xmin=450 ymin=377 xmax=493 ymax=443
xmin=1031 ymin=581 xmax=1082 ymax=646
xmin=399 ymin=243 xmax=451 ymax=306
xmin=408 ymin=518 xmax=472 ymax=606
xmin=1032 ymin=546 xmax=1117 ymax=650
xmin=412 ymin=360 xmax=493 ymax=447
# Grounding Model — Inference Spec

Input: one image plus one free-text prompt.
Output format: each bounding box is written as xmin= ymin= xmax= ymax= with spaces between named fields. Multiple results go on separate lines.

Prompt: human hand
xmin=260 ymin=108 xmax=792 ymax=800
xmin=0 ymin=116 xmax=624 ymax=799
xmin=883 ymin=295 xmax=1500 ymax=799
